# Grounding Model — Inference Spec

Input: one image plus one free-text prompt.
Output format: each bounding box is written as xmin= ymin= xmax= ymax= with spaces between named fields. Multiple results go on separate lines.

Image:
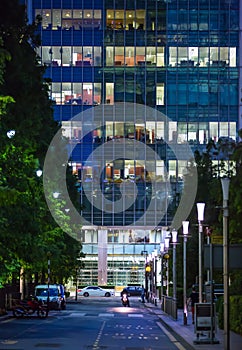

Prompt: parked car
xmin=35 ymin=284 xmax=66 ymax=310
xmin=121 ymin=286 xmax=143 ymax=296
xmin=77 ymin=286 xmax=114 ymax=297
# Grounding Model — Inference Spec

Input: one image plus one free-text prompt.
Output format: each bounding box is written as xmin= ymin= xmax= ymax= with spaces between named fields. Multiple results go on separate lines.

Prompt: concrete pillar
xmin=98 ymin=228 xmax=108 ymax=285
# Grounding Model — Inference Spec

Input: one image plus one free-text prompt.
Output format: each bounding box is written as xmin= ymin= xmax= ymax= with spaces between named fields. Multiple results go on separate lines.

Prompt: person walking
xmin=187 ymin=286 xmax=199 ymax=324
xmin=141 ymin=285 xmax=146 ymax=303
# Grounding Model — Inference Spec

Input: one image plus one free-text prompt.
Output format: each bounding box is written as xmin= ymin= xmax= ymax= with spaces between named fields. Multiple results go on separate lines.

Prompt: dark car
xmin=121 ymin=286 xmax=143 ymax=296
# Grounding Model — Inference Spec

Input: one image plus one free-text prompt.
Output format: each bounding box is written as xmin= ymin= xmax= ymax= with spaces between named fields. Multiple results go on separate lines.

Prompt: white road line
xmin=0 ymin=318 xmax=14 ymax=324
xmin=68 ymin=312 xmax=86 ymax=317
xmin=157 ymin=322 xmax=187 ymax=350
xmin=92 ymin=320 xmax=106 ymax=348
xmin=128 ymin=314 xmax=143 ymax=317
xmin=99 ymin=313 xmax=114 ymax=317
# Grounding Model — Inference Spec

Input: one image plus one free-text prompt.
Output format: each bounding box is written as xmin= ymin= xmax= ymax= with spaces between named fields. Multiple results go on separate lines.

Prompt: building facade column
xmin=98 ymin=228 xmax=108 ymax=285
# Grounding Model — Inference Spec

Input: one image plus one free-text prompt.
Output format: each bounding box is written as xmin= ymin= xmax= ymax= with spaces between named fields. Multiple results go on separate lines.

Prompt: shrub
xmin=217 ymin=295 xmax=242 ymax=336
xmin=230 ymin=296 xmax=242 ymax=335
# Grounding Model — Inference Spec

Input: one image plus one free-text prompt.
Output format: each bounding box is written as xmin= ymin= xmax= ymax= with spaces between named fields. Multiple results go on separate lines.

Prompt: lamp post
xmin=164 ymin=232 xmax=170 ymax=296
xmin=196 ymin=202 xmax=205 ymax=303
xmin=147 ymin=254 xmax=152 ymax=300
xmin=182 ymin=220 xmax=189 ymax=325
xmin=160 ymin=242 xmax=165 ymax=299
xmin=171 ymin=229 xmax=178 ymax=320
xmin=171 ymin=229 xmax=178 ymax=301
xmin=141 ymin=250 xmax=148 ymax=299
xmin=75 ymin=265 xmax=80 ymax=301
xmin=221 ymin=177 xmax=230 ymax=350
xmin=145 ymin=262 xmax=151 ymax=302
xmin=47 ymin=251 xmax=51 ymax=310
xmin=152 ymin=249 xmax=158 ymax=299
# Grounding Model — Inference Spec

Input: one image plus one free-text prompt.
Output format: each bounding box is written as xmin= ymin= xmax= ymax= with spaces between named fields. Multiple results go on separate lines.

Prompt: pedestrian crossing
xmin=62 ymin=311 xmax=144 ymax=318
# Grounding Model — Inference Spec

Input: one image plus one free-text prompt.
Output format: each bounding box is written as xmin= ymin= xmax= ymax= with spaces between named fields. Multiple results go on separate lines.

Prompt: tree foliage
xmin=0 ymin=0 xmax=82 ymax=289
xmin=176 ymin=136 xmax=242 ymax=293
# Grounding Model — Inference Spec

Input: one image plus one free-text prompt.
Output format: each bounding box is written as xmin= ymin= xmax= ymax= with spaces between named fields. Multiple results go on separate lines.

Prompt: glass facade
xmin=29 ymin=0 xmax=240 ymax=286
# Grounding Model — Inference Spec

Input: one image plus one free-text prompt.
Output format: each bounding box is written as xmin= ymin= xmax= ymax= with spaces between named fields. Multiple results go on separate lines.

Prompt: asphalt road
xmin=0 ymin=297 xmax=185 ymax=350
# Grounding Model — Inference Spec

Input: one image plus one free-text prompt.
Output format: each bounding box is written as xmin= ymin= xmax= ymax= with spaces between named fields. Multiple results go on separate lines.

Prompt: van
xmin=35 ymin=284 xmax=66 ymax=310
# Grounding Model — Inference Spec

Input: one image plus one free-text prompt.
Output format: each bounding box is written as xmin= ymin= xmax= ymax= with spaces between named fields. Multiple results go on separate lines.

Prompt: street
xmin=0 ymin=296 xmax=185 ymax=350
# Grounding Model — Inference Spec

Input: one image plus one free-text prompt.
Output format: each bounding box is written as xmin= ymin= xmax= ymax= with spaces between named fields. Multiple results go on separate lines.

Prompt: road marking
xmin=128 ymin=314 xmax=143 ymax=317
xmin=0 ymin=318 xmax=14 ymax=323
xmin=157 ymin=322 xmax=187 ymax=350
xmin=99 ymin=313 xmax=114 ymax=317
xmin=92 ymin=320 xmax=106 ymax=349
xmin=68 ymin=312 xmax=86 ymax=317
xmin=1 ymin=340 xmax=18 ymax=344
xmin=66 ymin=312 xmax=143 ymax=318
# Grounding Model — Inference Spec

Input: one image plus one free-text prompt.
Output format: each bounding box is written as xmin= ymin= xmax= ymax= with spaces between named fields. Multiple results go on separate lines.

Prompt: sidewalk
xmin=144 ymin=300 xmax=242 ymax=350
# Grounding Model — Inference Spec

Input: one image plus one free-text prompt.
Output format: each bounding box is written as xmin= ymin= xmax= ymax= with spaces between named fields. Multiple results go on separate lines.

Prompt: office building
xmin=27 ymin=0 xmax=240 ymax=286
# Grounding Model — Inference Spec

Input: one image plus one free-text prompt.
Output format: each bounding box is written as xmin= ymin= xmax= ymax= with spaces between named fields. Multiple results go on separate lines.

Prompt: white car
xmin=77 ymin=286 xmax=114 ymax=297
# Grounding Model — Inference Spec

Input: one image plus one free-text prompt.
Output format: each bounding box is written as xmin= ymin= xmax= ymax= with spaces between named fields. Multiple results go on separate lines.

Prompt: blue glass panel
xmin=72 ymin=68 xmax=83 ymax=81
xmin=41 ymin=31 xmax=52 ymax=45
xmin=83 ymin=68 xmax=94 ymax=81
xmin=62 ymin=30 xmax=73 ymax=45
xmin=61 ymin=68 xmax=73 ymax=80
xmin=42 ymin=0 xmax=51 ymax=7
xmin=33 ymin=0 xmax=42 ymax=7
xmin=94 ymin=0 xmax=104 ymax=8
xmin=49 ymin=69 xmax=62 ymax=81
xmin=49 ymin=31 xmax=62 ymax=45
xmin=93 ymin=30 xmax=103 ymax=45
xmin=82 ymin=30 xmax=93 ymax=45
xmin=52 ymin=0 xmax=62 ymax=7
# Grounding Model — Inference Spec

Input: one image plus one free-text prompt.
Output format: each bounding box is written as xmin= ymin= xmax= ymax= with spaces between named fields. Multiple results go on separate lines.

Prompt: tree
xmin=229 ymin=129 xmax=242 ymax=243
xmin=0 ymin=0 xmax=82 ymax=291
xmin=178 ymin=136 xmax=242 ymax=294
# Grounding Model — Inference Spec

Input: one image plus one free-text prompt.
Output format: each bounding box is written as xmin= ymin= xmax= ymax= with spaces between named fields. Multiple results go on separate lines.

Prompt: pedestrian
xmin=187 ymin=286 xmax=199 ymax=324
xmin=141 ymin=285 xmax=146 ymax=303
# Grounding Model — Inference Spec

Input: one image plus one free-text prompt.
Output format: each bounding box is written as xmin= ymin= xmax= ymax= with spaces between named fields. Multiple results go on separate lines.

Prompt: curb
xmin=144 ymin=303 xmax=196 ymax=350
xmin=158 ymin=316 xmax=196 ymax=350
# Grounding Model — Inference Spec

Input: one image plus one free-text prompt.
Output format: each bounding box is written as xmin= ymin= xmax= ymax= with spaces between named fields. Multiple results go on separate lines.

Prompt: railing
xmin=161 ymin=295 xmax=177 ymax=320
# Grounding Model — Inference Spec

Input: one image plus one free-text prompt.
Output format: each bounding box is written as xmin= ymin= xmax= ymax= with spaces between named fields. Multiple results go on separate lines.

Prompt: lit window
xmin=156 ymin=84 xmax=164 ymax=105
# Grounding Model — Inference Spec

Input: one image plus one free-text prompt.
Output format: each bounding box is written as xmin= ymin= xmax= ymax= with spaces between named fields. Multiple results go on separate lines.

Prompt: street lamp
xmin=36 ymin=169 xmax=43 ymax=177
xmin=171 ymin=229 xmax=178 ymax=301
xmin=164 ymin=232 xmax=170 ymax=250
xmin=152 ymin=249 xmax=158 ymax=299
xmin=182 ymin=220 xmax=189 ymax=325
xmin=221 ymin=177 xmax=230 ymax=350
xmin=53 ymin=191 xmax=61 ymax=199
xmin=147 ymin=254 xmax=152 ymax=300
xmin=7 ymin=129 xmax=16 ymax=138
xmin=171 ymin=229 xmax=178 ymax=320
xmin=196 ymin=202 xmax=205 ymax=303
xmin=160 ymin=242 xmax=165 ymax=299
